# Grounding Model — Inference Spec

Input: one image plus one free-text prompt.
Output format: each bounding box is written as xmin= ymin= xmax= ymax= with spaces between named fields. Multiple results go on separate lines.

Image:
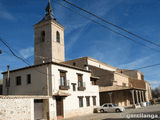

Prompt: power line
xmin=61 ymin=0 xmax=160 ymax=48
xmin=0 ymin=37 xmax=54 ymax=76
xmin=53 ymin=0 xmax=160 ymax=53
xmin=131 ymin=63 xmax=160 ymax=70
xmin=0 ymin=38 xmax=30 ymax=66
xmin=53 ymin=1 xmax=160 ymax=71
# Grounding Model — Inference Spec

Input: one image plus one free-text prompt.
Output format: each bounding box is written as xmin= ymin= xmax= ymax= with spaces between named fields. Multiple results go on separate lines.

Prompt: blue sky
xmin=0 ymin=0 xmax=160 ymax=88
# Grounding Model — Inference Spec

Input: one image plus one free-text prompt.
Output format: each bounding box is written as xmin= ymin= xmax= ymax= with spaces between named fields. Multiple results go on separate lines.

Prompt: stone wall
xmin=145 ymin=81 xmax=152 ymax=102
xmin=114 ymin=73 xmax=129 ymax=86
xmin=89 ymin=65 xmax=114 ymax=86
xmin=64 ymin=57 xmax=87 ymax=69
xmin=100 ymin=90 xmax=131 ymax=106
xmin=0 ymin=96 xmax=34 ymax=120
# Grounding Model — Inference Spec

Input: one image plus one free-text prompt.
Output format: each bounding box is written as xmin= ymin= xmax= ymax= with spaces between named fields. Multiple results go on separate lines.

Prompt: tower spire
xmin=44 ymin=0 xmax=55 ymax=20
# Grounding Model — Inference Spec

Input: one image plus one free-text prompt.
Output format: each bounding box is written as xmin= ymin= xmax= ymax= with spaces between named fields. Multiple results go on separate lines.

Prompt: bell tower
xmin=34 ymin=0 xmax=65 ymax=65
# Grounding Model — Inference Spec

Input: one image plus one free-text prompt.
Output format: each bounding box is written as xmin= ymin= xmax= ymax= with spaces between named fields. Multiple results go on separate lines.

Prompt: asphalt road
xmin=63 ymin=104 xmax=160 ymax=120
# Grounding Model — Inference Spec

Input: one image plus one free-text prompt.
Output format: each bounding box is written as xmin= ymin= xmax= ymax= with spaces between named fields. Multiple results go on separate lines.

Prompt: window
xmin=72 ymin=83 xmax=76 ymax=91
xmin=16 ymin=76 xmax=21 ymax=86
xmin=60 ymin=71 xmax=66 ymax=86
xmin=78 ymin=97 xmax=83 ymax=107
xmin=103 ymin=104 xmax=108 ymax=107
xmin=77 ymin=74 xmax=86 ymax=91
xmin=27 ymin=74 xmax=31 ymax=84
xmin=91 ymin=78 xmax=97 ymax=85
xmin=109 ymin=104 xmax=112 ymax=107
xmin=92 ymin=96 xmax=96 ymax=106
xmin=56 ymin=31 xmax=60 ymax=43
xmin=59 ymin=70 xmax=69 ymax=90
xmin=41 ymin=31 xmax=45 ymax=42
xmin=78 ymin=74 xmax=83 ymax=87
xmin=86 ymin=96 xmax=90 ymax=106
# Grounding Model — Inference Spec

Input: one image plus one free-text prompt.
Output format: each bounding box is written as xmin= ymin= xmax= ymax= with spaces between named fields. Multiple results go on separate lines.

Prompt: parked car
xmin=97 ymin=103 xmax=125 ymax=113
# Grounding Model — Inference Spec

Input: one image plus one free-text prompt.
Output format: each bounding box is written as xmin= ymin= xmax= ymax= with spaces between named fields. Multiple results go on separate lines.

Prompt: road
xmin=63 ymin=104 xmax=160 ymax=120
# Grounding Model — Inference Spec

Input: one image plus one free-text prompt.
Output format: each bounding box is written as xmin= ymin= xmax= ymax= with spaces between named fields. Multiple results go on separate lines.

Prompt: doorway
xmin=56 ymin=97 xmax=64 ymax=119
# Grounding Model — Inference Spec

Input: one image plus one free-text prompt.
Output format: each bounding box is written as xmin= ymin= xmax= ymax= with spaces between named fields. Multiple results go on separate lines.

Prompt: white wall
xmin=51 ymin=64 xmax=99 ymax=118
xmin=87 ymin=59 xmax=116 ymax=71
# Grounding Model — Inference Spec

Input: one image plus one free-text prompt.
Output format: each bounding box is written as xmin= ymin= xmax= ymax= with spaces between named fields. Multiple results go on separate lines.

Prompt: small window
xmin=56 ymin=31 xmax=60 ymax=43
xmin=27 ymin=74 xmax=31 ymax=84
xmin=16 ymin=76 xmax=21 ymax=86
xmin=86 ymin=97 xmax=90 ymax=106
xmin=41 ymin=31 xmax=45 ymax=42
xmin=92 ymin=96 xmax=96 ymax=106
xmin=72 ymin=83 xmax=76 ymax=91
xmin=78 ymin=97 xmax=83 ymax=107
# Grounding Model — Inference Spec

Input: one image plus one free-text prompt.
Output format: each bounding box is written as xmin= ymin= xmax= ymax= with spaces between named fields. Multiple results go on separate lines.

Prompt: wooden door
xmin=56 ymin=97 xmax=64 ymax=117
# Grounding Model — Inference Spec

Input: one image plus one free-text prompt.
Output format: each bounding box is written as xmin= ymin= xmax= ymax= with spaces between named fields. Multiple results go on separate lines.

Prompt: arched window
xmin=41 ymin=31 xmax=45 ymax=42
xmin=56 ymin=31 xmax=60 ymax=43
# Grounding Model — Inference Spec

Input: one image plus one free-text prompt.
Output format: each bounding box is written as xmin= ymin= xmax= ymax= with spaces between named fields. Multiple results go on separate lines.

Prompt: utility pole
xmin=6 ymin=65 xmax=10 ymax=95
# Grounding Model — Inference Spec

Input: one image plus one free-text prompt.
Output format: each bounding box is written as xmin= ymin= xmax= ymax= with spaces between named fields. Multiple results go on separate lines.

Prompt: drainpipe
xmin=7 ymin=65 xmax=10 ymax=95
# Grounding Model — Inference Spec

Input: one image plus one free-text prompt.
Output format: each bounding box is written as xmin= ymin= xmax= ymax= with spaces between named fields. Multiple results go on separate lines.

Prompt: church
xmin=1 ymin=1 xmax=152 ymax=120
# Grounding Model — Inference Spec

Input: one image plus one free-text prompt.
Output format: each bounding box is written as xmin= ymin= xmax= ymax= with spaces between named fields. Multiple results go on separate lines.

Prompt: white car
xmin=97 ymin=103 xmax=125 ymax=113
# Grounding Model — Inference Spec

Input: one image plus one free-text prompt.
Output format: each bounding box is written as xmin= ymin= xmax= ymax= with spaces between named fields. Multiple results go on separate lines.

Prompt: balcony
xmin=78 ymin=82 xmax=86 ymax=91
xmin=59 ymin=80 xmax=70 ymax=90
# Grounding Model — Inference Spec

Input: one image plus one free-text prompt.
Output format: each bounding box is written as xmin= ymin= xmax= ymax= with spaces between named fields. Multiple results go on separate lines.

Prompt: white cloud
xmin=0 ymin=3 xmax=16 ymax=20
xmin=19 ymin=47 xmax=34 ymax=59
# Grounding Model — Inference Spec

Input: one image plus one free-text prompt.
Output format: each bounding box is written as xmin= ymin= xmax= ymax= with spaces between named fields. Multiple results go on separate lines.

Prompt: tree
xmin=152 ymin=86 xmax=160 ymax=98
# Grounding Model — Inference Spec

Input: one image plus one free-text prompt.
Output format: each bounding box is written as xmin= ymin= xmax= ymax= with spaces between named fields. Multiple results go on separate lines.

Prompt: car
xmin=97 ymin=103 xmax=125 ymax=113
